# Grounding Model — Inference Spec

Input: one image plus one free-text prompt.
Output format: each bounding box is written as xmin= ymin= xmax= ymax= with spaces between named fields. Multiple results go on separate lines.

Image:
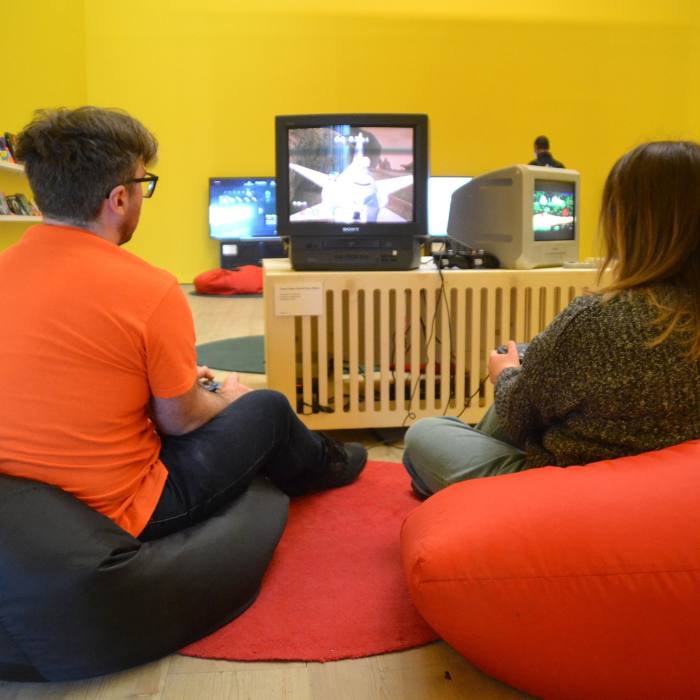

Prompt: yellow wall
xmin=4 ymin=1 xmax=699 ymax=278
xmin=1 ymin=0 xmax=86 ymax=247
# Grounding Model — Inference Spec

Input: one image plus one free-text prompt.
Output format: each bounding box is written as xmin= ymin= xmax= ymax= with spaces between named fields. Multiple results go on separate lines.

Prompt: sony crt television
xmin=208 ymin=177 xmax=286 ymax=267
xmin=447 ymin=164 xmax=580 ymax=269
xmin=275 ymin=113 xmax=429 ymax=270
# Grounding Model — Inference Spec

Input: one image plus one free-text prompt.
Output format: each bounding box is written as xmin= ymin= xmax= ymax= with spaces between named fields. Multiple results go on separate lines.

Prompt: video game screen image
xmin=209 ymin=178 xmax=277 ymax=240
xmin=532 ymin=180 xmax=576 ymax=241
xmin=287 ymin=125 xmax=415 ymax=224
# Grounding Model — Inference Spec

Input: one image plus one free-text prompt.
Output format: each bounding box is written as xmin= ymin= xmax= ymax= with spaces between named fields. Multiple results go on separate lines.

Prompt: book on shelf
xmin=5 ymin=194 xmax=24 ymax=215
xmin=0 ymin=136 xmax=14 ymax=163
xmin=15 ymin=193 xmax=38 ymax=215
xmin=0 ymin=192 xmax=11 ymax=215
xmin=4 ymin=193 xmax=39 ymax=217
xmin=3 ymin=132 xmax=18 ymax=162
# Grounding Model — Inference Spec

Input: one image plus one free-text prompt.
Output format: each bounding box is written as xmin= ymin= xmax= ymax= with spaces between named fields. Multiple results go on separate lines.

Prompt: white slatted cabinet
xmin=263 ymin=259 xmax=603 ymax=429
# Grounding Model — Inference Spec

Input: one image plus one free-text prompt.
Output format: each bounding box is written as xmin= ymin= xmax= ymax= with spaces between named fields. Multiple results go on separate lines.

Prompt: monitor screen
xmin=287 ymin=125 xmax=415 ymax=224
xmin=532 ymin=179 xmax=576 ymax=241
xmin=209 ymin=177 xmax=277 ymax=240
xmin=275 ymin=113 xmax=428 ymax=240
xmin=428 ymin=176 xmax=472 ymax=236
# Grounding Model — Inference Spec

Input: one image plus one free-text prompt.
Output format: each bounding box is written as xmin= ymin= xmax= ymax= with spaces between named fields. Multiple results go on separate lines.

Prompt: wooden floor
xmin=0 ymin=286 xmax=532 ymax=700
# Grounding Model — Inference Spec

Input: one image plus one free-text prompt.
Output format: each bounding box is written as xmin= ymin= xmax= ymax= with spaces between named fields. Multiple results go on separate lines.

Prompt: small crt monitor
xmin=447 ymin=164 xmax=580 ymax=269
xmin=209 ymin=177 xmax=277 ymax=240
xmin=428 ymin=175 xmax=472 ymax=236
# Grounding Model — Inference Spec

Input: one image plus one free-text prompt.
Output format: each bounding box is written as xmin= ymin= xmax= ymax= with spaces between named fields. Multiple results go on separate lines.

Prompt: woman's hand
xmin=488 ymin=340 xmax=521 ymax=385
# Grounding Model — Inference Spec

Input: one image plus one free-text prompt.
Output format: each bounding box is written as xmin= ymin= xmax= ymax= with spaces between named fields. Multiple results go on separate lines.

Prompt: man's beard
xmin=118 ymin=211 xmax=138 ymax=245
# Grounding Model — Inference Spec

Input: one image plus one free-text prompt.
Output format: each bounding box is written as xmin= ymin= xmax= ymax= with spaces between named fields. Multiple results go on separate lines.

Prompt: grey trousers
xmin=402 ymin=405 xmax=530 ymax=496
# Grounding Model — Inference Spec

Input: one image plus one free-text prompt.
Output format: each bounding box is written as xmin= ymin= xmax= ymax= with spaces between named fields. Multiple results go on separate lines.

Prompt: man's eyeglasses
xmin=105 ymin=172 xmax=159 ymax=199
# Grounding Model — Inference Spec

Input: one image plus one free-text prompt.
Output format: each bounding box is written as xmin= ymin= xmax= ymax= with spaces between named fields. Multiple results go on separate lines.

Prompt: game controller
xmin=199 ymin=379 xmax=222 ymax=392
xmin=495 ymin=342 xmax=530 ymax=362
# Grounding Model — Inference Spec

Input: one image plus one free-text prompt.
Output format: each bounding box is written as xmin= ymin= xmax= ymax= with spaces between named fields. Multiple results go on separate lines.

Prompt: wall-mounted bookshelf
xmin=0 ymin=160 xmax=42 ymax=222
xmin=0 ymin=161 xmax=24 ymax=173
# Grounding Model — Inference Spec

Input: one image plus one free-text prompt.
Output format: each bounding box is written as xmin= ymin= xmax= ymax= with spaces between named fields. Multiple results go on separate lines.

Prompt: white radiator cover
xmin=264 ymin=262 xmax=603 ymax=430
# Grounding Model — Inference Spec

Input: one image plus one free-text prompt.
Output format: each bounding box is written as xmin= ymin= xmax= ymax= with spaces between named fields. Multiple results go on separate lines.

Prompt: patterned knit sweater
xmin=494 ymin=287 xmax=700 ymax=468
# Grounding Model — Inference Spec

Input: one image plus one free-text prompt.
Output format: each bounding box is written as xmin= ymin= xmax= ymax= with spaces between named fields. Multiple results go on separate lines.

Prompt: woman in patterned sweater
xmin=403 ymin=141 xmax=700 ymax=496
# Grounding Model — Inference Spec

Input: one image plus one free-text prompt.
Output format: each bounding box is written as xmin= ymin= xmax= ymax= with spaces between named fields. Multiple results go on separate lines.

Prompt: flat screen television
xmin=447 ymin=164 xmax=580 ymax=269
xmin=275 ymin=113 xmax=429 ymax=270
xmin=208 ymin=177 xmax=285 ymax=266
xmin=428 ymin=175 xmax=472 ymax=236
xmin=208 ymin=177 xmax=278 ymax=240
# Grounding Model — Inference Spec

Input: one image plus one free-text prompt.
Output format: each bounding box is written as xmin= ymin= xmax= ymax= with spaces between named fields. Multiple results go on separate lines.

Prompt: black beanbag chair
xmin=0 ymin=474 xmax=288 ymax=682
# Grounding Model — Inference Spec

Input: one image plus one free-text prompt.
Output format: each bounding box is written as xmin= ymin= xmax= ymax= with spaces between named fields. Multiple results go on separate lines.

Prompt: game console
xmin=433 ymin=248 xmax=500 ymax=270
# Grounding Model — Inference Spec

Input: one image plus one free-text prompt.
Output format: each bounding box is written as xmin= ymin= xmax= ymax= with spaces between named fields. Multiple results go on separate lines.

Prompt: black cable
xmin=302 ymin=239 xmax=478 ymax=424
xmin=298 ymin=400 xmax=335 ymax=416
xmin=455 ymin=374 xmax=490 ymax=419
xmin=363 ymin=428 xmax=407 ymax=452
xmin=364 ymin=439 xmax=405 ymax=452
xmin=435 ymin=259 xmax=458 ymax=415
xmin=430 ymin=239 xmax=490 ymax=418
xmin=401 ymin=248 xmax=450 ymax=427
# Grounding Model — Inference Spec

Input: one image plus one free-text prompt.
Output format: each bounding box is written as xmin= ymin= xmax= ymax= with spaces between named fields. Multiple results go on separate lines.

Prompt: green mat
xmin=196 ymin=335 xmax=265 ymax=373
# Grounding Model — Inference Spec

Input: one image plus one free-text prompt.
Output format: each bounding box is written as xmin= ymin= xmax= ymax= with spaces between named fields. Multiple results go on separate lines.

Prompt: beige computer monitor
xmin=447 ymin=164 xmax=580 ymax=269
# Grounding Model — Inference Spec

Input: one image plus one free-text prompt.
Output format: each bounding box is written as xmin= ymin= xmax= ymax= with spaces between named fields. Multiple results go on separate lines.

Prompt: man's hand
xmin=151 ymin=371 xmax=252 ymax=436
xmin=219 ymin=372 xmax=253 ymax=402
xmin=197 ymin=365 xmax=215 ymax=381
xmin=488 ymin=340 xmax=521 ymax=385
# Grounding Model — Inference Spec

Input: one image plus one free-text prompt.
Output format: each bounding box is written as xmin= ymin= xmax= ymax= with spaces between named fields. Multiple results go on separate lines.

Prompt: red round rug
xmin=180 ymin=460 xmax=438 ymax=662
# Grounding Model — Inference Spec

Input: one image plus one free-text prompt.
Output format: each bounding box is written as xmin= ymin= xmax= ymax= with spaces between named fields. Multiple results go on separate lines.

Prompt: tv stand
xmin=219 ymin=238 xmax=287 ymax=268
xmin=289 ymin=235 xmax=424 ymax=271
xmin=262 ymin=260 xmax=609 ymax=430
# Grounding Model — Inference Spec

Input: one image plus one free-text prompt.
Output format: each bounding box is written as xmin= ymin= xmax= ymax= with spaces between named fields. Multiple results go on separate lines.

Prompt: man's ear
xmin=105 ymin=185 xmax=129 ymax=216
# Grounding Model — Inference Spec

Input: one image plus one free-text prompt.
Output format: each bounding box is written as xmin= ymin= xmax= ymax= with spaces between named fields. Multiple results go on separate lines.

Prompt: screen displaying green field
xmin=533 ymin=180 xmax=575 ymax=241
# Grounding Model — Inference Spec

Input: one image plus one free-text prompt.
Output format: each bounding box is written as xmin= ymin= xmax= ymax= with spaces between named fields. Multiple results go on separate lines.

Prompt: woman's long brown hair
xmin=598 ymin=141 xmax=700 ymax=360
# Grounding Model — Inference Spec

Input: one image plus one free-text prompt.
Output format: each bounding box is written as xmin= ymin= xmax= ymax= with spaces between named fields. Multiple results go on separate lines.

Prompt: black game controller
xmin=199 ymin=379 xmax=222 ymax=392
xmin=495 ymin=342 xmax=530 ymax=362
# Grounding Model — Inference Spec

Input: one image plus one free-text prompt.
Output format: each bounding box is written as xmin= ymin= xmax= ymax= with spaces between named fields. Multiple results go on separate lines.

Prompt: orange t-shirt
xmin=0 ymin=224 xmax=197 ymax=536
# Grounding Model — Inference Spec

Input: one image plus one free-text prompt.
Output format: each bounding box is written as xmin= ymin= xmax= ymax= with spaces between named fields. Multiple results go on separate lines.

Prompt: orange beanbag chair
xmin=401 ymin=440 xmax=700 ymax=700
xmin=193 ymin=266 xmax=263 ymax=295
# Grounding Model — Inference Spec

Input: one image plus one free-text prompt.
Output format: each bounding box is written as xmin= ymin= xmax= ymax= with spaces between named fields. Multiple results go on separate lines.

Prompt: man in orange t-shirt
xmin=0 ymin=106 xmax=367 ymax=539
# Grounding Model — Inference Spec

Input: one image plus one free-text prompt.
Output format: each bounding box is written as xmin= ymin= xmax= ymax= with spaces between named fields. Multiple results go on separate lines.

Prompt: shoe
xmin=284 ymin=434 xmax=368 ymax=497
xmin=321 ymin=435 xmax=368 ymax=489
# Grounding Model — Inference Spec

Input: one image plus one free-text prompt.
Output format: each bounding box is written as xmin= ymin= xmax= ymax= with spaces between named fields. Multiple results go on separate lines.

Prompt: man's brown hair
xmin=15 ymin=106 xmax=158 ymax=226
xmin=599 ymin=141 xmax=700 ymax=359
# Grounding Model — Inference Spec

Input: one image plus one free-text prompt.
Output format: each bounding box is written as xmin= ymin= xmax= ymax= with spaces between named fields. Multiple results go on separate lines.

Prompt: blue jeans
xmin=403 ymin=405 xmax=529 ymax=497
xmin=139 ymin=390 xmax=324 ymax=540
